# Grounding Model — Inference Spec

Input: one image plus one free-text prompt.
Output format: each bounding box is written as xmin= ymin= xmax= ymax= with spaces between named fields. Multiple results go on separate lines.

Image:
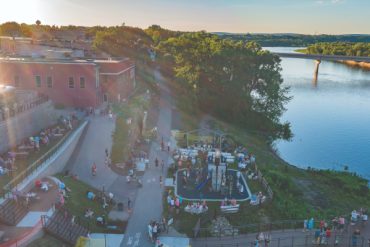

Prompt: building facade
xmin=0 ymin=58 xmax=135 ymax=108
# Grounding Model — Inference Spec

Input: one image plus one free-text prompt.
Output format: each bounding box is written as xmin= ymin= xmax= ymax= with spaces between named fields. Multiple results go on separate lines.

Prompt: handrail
xmin=194 ymin=218 xmax=354 ymax=239
xmin=41 ymin=207 xmax=90 ymax=244
xmin=1 ymin=120 xmax=86 ymax=198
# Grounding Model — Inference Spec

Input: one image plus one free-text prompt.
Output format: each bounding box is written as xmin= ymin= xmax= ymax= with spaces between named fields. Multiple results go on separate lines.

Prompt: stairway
xmin=43 ymin=209 xmax=89 ymax=245
xmin=0 ymin=199 xmax=28 ymax=225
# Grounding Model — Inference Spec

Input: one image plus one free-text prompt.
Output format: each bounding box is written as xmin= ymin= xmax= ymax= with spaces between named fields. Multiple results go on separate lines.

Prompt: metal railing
xmin=0 ymin=94 xmax=49 ymax=123
xmin=41 ymin=207 xmax=90 ymax=245
xmin=191 ymin=218 xmax=369 ymax=247
xmin=1 ymin=120 xmax=87 ymax=198
xmin=194 ymin=219 xmax=353 ymax=239
xmin=193 ymin=234 xmax=368 ymax=247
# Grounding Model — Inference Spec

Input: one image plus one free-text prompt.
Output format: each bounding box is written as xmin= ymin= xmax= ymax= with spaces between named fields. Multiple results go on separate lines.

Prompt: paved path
xmin=121 ymin=69 xmax=174 ymax=247
xmin=67 ymin=116 xmax=119 ymax=191
xmin=66 ymin=115 xmax=141 ymax=206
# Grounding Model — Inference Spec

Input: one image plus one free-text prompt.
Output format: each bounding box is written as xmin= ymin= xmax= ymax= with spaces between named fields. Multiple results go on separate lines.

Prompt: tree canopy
xmin=92 ymin=26 xmax=153 ymax=61
xmin=157 ymin=32 xmax=292 ymax=139
xmin=304 ymin=42 xmax=370 ymax=57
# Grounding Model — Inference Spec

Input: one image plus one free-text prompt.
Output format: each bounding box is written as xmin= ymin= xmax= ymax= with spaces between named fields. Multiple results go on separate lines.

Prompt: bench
xmin=220 ymin=204 xmax=240 ymax=214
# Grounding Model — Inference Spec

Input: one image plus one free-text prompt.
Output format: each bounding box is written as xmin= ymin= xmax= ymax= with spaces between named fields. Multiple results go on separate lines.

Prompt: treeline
xmin=218 ymin=33 xmax=370 ymax=47
xmin=304 ymin=42 xmax=370 ymax=57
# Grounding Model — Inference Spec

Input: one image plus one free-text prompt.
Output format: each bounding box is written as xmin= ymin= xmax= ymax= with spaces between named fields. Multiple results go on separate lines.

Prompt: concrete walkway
xmin=67 ymin=116 xmax=119 ymax=192
xmin=121 ymin=69 xmax=174 ymax=247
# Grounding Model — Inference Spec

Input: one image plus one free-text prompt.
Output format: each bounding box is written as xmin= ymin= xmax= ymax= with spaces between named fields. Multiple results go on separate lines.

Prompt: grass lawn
xmin=55 ymin=174 xmax=126 ymax=234
xmin=0 ymin=125 xmax=73 ymax=194
xmin=28 ymin=234 xmax=69 ymax=247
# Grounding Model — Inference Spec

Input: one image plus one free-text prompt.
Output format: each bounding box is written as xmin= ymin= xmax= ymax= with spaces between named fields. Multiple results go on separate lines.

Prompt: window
xmin=47 ymin=76 xmax=53 ymax=88
xmin=80 ymin=77 xmax=85 ymax=88
xmin=14 ymin=75 xmax=20 ymax=87
xmin=35 ymin=75 xmax=41 ymax=87
xmin=68 ymin=77 xmax=75 ymax=88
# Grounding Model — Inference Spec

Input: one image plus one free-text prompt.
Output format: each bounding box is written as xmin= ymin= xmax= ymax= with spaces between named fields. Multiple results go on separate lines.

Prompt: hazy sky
xmin=1 ymin=0 xmax=369 ymax=34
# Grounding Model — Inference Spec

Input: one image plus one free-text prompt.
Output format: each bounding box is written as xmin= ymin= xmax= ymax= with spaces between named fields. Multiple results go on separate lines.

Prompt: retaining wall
xmin=0 ymin=101 xmax=62 ymax=153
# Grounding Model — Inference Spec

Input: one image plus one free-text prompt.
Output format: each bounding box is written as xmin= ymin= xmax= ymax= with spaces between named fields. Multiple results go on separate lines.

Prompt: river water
xmin=265 ymin=47 xmax=370 ymax=180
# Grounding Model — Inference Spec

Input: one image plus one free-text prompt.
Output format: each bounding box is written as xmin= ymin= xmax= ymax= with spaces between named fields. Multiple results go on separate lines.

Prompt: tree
xmin=157 ymin=32 xmax=292 ymax=139
xmin=36 ymin=20 xmax=41 ymax=26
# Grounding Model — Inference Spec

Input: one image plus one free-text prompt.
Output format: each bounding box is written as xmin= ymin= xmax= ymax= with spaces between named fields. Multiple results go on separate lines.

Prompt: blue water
xmin=265 ymin=47 xmax=370 ymax=180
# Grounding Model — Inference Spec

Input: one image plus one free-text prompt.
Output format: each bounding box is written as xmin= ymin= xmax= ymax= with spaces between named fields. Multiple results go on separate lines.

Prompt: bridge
xmin=272 ymin=52 xmax=370 ymax=63
xmin=272 ymin=52 xmax=370 ymax=86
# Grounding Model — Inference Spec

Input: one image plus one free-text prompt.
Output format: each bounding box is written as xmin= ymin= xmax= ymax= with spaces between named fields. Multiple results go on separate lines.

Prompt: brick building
xmin=0 ymin=57 xmax=135 ymax=108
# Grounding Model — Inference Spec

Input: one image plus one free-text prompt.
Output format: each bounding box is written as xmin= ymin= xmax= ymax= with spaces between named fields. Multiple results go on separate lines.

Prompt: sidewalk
xmin=121 ymin=69 xmax=174 ymax=247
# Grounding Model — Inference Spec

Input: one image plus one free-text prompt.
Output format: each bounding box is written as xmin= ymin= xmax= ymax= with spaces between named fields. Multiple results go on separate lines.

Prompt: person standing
xmin=155 ymin=158 xmax=159 ymax=168
xmin=161 ymin=160 xmax=165 ymax=172
xmin=162 ymin=217 xmax=168 ymax=233
xmin=148 ymin=222 xmax=153 ymax=242
xmin=159 ymin=176 xmax=163 ymax=188
xmin=167 ymin=141 xmax=170 ymax=152
xmin=152 ymin=223 xmax=158 ymax=241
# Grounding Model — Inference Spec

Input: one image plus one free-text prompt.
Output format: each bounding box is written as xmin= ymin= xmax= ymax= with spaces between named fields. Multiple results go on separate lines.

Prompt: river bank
xmin=341 ymin=60 xmax=370 ymax=70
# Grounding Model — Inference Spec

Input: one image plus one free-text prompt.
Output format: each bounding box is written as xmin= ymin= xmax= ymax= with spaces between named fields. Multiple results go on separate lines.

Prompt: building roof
xmin=96 ymin=59 xmax=135 ymax=75
xmin=0 ymin=56 xmax=135 ymax=74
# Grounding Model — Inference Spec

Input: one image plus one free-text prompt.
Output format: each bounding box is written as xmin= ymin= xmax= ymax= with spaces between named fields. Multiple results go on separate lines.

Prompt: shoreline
xmin=340 ymin=60 xmax=370 ymax=70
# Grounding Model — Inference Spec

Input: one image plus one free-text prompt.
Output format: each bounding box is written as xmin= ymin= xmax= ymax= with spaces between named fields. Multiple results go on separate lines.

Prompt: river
xmin=265 ymin=47 xmax=370 ymax=180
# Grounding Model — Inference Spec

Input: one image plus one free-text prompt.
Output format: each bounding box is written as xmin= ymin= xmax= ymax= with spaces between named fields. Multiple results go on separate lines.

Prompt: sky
xmin=1 ymin=0 xmax=369 ymax=34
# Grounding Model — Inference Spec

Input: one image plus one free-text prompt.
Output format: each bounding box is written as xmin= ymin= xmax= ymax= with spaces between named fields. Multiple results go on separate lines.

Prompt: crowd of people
xmin=148 ymin=219 xmax=166 ymax=243
xmin=184 ymin=200 xmax=208 ymax=214
xmin=166 ymin=192 xmax=183 ymax=214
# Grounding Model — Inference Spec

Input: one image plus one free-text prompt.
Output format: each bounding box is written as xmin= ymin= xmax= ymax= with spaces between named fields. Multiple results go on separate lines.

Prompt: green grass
xmin=110 ymin=65 xmax=156 ymax=168
xmin=294 ymin=48 xmax=307 ymax=53
xmin=28 ymin=234 xmax=69 ymax=247
xmin=55 ymin=174 xmax=125 ymax=234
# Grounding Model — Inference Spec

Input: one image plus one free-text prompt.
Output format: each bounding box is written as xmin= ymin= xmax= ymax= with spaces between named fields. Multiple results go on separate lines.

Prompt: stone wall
xmin=0 ymin=101 xmax=62 ymax=154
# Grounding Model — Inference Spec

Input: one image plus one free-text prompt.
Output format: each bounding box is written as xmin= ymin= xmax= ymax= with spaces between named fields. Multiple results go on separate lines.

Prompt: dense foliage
xmin=157 ymin=32 xmax=292 ymax=139
xmin=304 ymin=42 xmax=370 ymax=57
xmin=218 ymin=33 xmax=370 ymax=47
xmin=92 ymin=25 xmax=153 ymax=62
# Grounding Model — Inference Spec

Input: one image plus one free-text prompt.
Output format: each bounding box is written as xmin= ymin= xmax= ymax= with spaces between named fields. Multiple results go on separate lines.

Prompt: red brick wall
xmin=0 ymin=61 xmax=101 ymax=108
xmin=100 ymin=68 xmax=135 ymax=103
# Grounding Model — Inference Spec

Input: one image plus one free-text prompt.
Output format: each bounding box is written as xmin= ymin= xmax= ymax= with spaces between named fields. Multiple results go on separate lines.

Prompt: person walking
xmin=161 ymin=137 xmax=164 ymax=151
xmin=91 ymin=162 xmax=97 ymax=176
xmin=128 ymin=197 xmax=131 ymax=212
xmin=161 ymin=160 xmax=165 ymax=172
xmin=159 ymin=176 xmax=163 ymax=188
xmin=155 ymin=158 xmax=159 ymax=168
xmin=167 ymin=141 xmax=170 ymax=152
